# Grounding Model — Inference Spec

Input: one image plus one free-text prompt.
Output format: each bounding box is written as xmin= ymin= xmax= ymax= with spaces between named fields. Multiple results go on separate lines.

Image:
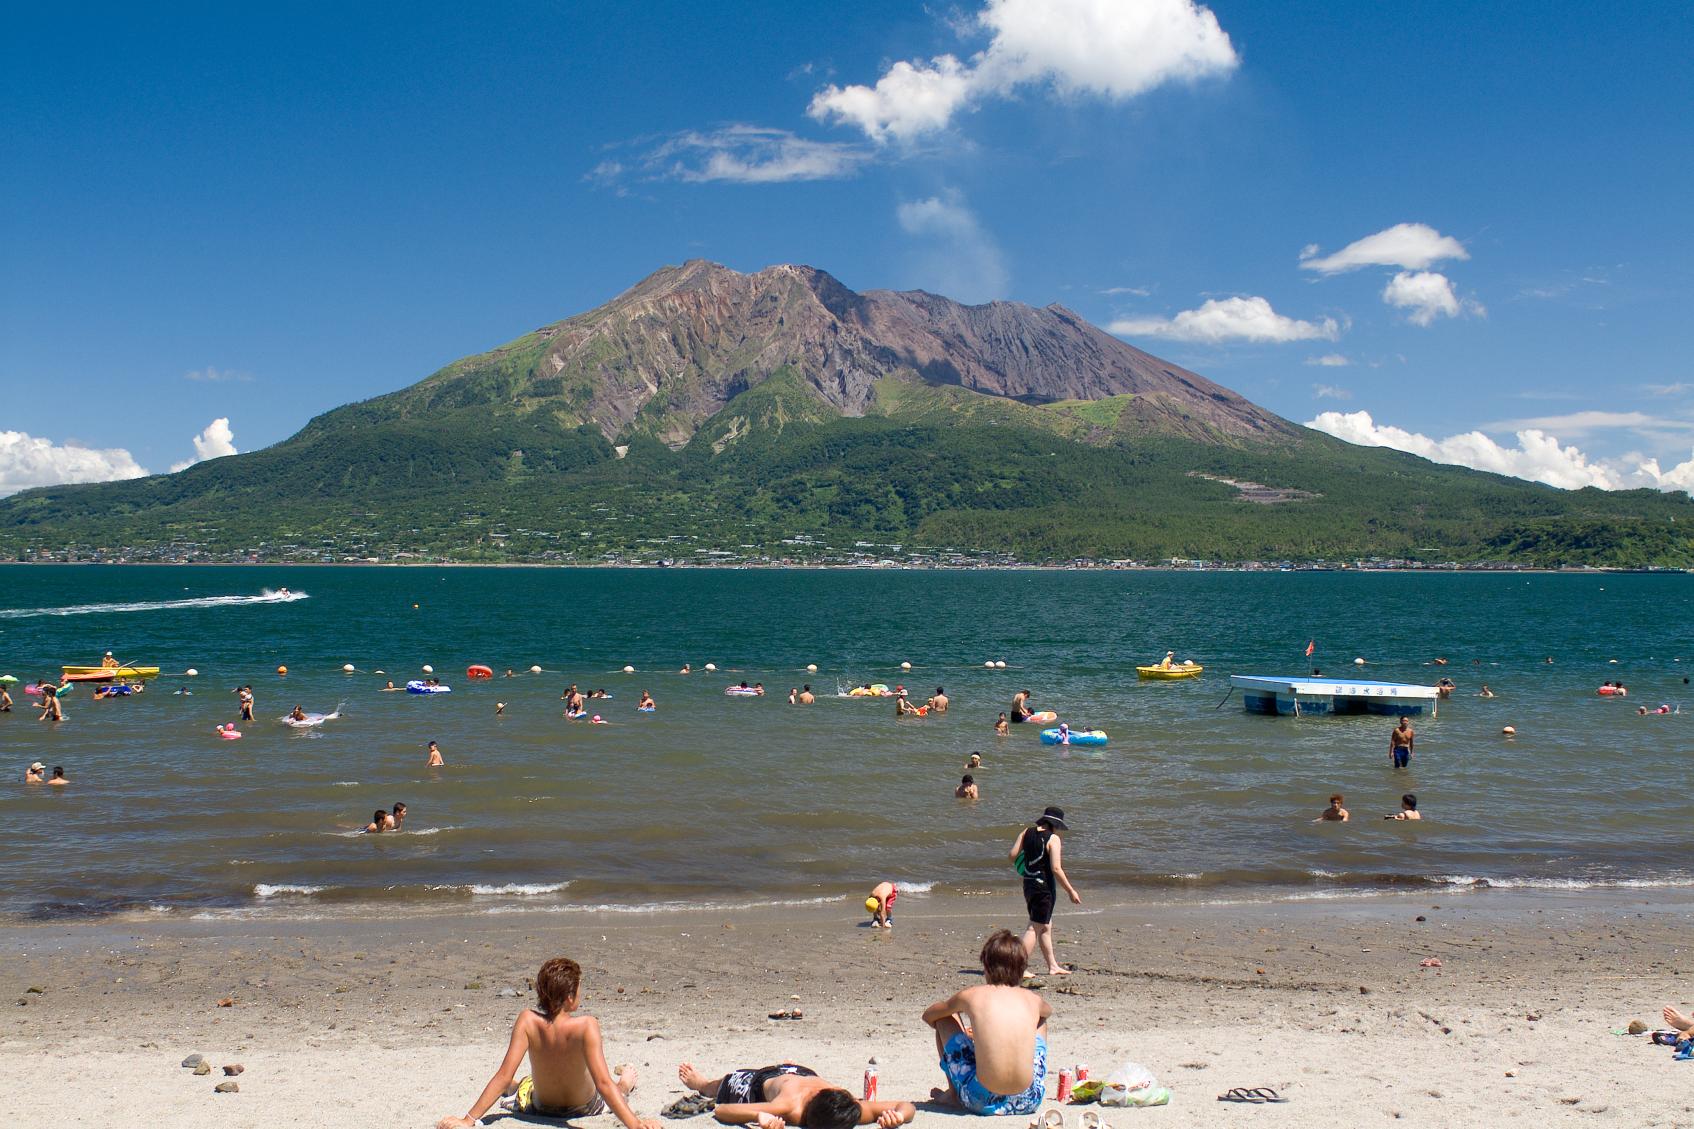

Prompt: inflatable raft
xmin=407 ymin=681 xmax=451 ymax=694
xmin=1039 ymin=727 xmax=1109 ymax=746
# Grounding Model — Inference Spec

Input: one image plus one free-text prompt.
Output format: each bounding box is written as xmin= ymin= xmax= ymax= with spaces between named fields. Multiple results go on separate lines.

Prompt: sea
xmin=2 ymin=565 xmax=1691 ymax=922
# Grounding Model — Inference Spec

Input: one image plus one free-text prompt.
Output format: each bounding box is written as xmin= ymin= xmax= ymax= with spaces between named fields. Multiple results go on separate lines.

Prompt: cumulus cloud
xmin=1305 ymin=354 xmax=1350 ymax=367
xmin=1109 ymin=296 xmax=1340 ymax=344
xmin=1307 ymin=409 xmax=1623 ymax=490
xmin=590 ymin=126 xmax=873 ymax=186
xmin=1299 ymin=222 xmax=1469 ymax=275
xmin=1381 ymin=270 xmax=1485 ymax=326
xmin=0 ymin=431 xmax=148 ymax=497
xmin=1312 ymin=384 xmax=1352 ymax=400
xmin=895 ymin=190 xmax=1010 ymax=303
xmin=809 ymin=0 xmax=1238 ymax=142
xmin=1643 ymin=383 xmax=1693 ymax=397
xmin=171 ymin=418 xmax=238 ymax=473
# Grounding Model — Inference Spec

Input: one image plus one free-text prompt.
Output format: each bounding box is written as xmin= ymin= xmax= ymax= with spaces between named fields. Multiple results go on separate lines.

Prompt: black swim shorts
xmin=1023 ymin=879 xmax=1055 ymax=925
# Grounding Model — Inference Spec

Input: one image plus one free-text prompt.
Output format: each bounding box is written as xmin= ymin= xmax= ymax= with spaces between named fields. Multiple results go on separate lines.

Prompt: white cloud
xmin=1644 ymin=383 xmax=1693 ymax=397
xmin=1312 ymin=384 xmax=1352 ymax=400
xmin=184 ymin=366 xmax=253 ymax=383
xmin=1100 ymin=285 xmax=1152 ymax=297
xmin=895 ymin=190 xmax=1010 ymax=302
xmin=1307 ymin=409 xmax=1623 ymax=490
xmin=809 ymin=0 xmax=1237 ymax=142
xmin=1300 ymin=222 xmax=1469 ymax=275
xmin=171 ymin=418 xmax=238 ymax=473
xmin=1382 ymin=270 xmax=1484 ymax=326
xmin=1486 ymin=410 xmax=1694 ymax=436
xmin=1305 ymin=353 xmax=1350 ymax=367
xmin=0 ymin=431 xmax=148 ymax=497
xmin=1109 ymin=295 xmax=1340 ymax=344
xmin=592 ymin=126 xmax=873 ymax=186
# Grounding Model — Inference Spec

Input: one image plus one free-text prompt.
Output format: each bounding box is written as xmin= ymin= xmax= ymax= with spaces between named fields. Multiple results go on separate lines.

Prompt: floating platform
xmin=1229 ymin=675 xmax=1440 ymax=717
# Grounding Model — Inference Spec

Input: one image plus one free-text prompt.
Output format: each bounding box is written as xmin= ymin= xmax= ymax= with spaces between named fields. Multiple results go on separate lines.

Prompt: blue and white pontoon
xmin=1229 ymin=675 xmax=1440 ymax=717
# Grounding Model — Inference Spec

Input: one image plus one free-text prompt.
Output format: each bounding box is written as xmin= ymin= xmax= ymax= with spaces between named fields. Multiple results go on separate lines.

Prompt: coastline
xmin=6 ymin=888 xmax=1689 ymax=1127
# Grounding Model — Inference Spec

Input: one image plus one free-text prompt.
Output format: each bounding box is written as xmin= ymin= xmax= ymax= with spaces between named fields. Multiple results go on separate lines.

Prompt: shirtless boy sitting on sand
xmin=438 ymin=956 xmax=658 ymax=1129
xmin=678 ymin=1062 xmax=913 ymax=1128
xmin=922 ymin=929 xmax=1051 ymax=1116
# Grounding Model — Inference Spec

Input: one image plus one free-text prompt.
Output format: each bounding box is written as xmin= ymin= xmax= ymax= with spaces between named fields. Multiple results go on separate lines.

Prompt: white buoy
xmin=422 ymin=664 xmax=434 ymax=674
xmin=995 ymin=660 xmax=1007 ymax=669
xmin=530 ymin=664 xmax=542 ymax=673
xmin=1354 ymin=657 xmax=1366 ymax=666
xmin=1502 ymin=725 xmax=1516 ymax=736
xmin=985 ymin=661 xmax=996 ymax=668
xmin=901 ymin=661 xmax=912 ymax=670
xmin=806 ymin=663 xmax=818 ymax=673
xmin=705 ymin=663 xmax=717 ymax=672
xmin=1608 ymin=658 xmax=1619 ymax=664
xmin=342 ymin=663 xmax=355 ymax=673
xmin=623 ymin=665 xmax=635 ymax=673
xmin=185 ymin=668 xmax=199 ymax=677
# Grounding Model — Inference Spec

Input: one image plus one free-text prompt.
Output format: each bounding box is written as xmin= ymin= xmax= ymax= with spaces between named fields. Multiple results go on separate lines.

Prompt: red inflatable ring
xmin=466 ymin=665 xmax=494 ymax=679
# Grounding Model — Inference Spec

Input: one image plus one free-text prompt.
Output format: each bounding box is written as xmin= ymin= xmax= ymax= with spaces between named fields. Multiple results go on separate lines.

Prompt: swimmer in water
xmin=505 ymin=668 xmax=516 ymax=678
xmin=754 ymin=682 xmax=766 ymax=696
xmin=25 ymin=762 xmax=45 ymax=784
xmin=496 ymin=701 xmax=506 ymax=715
xmin=966 ymin=752 xmax=983 ymax=769
xmin=289 ymin=705 xmax=307 ymax=722
xmin=365 ymin=809 xmax=388 ymax=834
xmin=380 ymin=680 xmax=399 ymax=691
xmin=48 ymin=766 xmax=67 ymax=787
xmin=390 ymin=802 xmax=407 ymax=829
xmin=680 ymin=663 xmax=691 ymax=675
xmin=1 ymin=686 xmax=11 ymax=712
xmin=427 ymin=741 xmax=444 ymax=767
xmin=995 ymin=713 xmax=1009 ymax=735
xmin=929 ymin=687 xmax=949 ymax=713
xmin=788 ymin=687 xmax=797 ymax=705
xmin=1314 ymin=793 xmax=1349 ymax=822
xmin=798 ymin=684 xmax=814 ymax=704
xmin=1386 ymin=793 xmax=1421 ymax=821
xmin=1479 ymin=684 xmax=1495 ymax=698
xmin=895 ymin=693 xmax=923 ymax=717
xmin=1009 ymin=690 xmax=1034 ymax=723
xmin=639 ymin=691 xmax=655 ymax=710
xmin=955 ymin=774 xmax=979 ymax=800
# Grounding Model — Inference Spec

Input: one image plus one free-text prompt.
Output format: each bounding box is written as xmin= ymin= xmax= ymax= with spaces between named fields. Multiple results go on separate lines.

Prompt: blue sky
xmin=4 ymin=1 xmax=1691 ymax=494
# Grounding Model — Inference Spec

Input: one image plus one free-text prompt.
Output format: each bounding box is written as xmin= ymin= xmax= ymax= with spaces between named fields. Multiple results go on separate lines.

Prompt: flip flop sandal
xmin=1042 ymin=1111 xmax=1065 ymax=1129
xmin=1218 ymin=1087 xmax=1288 ymax=1103
xmin=1079 ymin=1112 xmax=1105 ymax=1129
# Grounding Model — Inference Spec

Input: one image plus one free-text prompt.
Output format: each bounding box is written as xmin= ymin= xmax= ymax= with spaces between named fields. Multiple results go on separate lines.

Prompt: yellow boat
xmin=1137 ymin=663 xmax=1203 ymax=680
xmin=62 ymin=664 xmax=161 ymax=680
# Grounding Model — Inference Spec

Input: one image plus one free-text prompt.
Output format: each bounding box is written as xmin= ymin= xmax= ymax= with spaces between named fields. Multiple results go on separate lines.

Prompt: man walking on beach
xmin=1009 ymin=806 xmax=1081 ymax=975
xmin=1390 ymin=716 xmax=1414 ymax=769
xmin=922 ymin=928 xmax=1051 ymax=1115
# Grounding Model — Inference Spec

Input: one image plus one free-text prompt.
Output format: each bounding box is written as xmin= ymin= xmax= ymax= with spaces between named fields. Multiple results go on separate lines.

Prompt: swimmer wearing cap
xmin=866 ymin=881 xmax=896 ymax=929
xmin=25 ymin=762 xmax=46 ymax=784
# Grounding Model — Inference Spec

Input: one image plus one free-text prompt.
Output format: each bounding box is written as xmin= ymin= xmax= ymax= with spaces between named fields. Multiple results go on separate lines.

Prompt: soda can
xmin=863 ymin=1068 xmax=878 ymax=1101
xmin=1056 ymin=1068 xmax=1073 ymax=1103
xmin=1075 ymin=1063 xmax=1089 ymax=1082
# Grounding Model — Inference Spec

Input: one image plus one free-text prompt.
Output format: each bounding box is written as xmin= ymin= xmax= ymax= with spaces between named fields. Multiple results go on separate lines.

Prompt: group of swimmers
xmin=437 ymin=926 xmax=1065 ymax=1129
xmin=363 ymin=801 xmax=408 ymax=833
xmin=22 ymin=762 xmax=67 ymax=786
xmin=1314 ymin=792 xmax=1421 ymax=822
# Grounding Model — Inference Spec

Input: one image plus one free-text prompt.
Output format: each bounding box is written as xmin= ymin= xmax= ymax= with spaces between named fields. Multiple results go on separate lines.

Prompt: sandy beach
xmin=6 ymin=888 xmax=1692 ymax=1127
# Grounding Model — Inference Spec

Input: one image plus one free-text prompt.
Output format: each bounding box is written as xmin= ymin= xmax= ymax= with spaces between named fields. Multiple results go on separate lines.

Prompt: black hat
xmin=1036 ymin=805 xmax=1069 ymax=830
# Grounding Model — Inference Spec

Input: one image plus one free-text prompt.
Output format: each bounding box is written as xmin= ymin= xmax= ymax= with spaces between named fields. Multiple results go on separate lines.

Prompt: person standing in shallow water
xmin=1389 ymin=716 xmax=1414 ymax=769
xmin=1009 ymin=806 xmax=1081 ymax=976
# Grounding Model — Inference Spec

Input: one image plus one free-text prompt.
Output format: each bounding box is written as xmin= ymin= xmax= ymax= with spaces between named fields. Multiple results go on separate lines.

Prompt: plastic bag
xmin=1098 ymin=1062 xmax=1170 ymax=1108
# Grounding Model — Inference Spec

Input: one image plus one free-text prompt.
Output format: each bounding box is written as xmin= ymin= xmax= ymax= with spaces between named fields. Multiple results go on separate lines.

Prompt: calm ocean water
xmin=2 ymin=565 xmax=1691 ymax=921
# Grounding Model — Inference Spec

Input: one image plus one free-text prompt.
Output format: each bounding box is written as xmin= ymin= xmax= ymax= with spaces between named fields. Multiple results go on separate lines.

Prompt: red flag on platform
xmin=1305 ymin=640 xmax=1316 ymax=657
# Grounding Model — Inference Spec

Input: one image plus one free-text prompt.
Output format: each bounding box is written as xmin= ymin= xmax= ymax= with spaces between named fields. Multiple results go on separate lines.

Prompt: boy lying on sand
xmin=438 ymin=957 xmax=660 ymax=1129
xmin=678 ymin=1062 xmax=914 ymax=1128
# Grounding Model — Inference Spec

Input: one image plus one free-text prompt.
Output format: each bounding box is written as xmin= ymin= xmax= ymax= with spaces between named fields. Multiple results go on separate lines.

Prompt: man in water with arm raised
xmin=922 ymin=929 xmax=1051 ymax=1115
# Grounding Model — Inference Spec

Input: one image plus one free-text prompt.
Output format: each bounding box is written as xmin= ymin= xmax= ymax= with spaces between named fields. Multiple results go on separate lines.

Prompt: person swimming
xmin=289 ymin=705 xmax=307 ymax=722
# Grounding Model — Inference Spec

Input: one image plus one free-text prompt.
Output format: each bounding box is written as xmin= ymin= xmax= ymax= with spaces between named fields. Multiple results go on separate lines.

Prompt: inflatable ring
xmin=466 ymin=665 xmax=494 ymax=679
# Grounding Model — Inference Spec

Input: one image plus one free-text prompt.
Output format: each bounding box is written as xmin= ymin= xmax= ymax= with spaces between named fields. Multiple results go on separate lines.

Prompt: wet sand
xmin=4 ymin=889 xmax=1692 ymax=1127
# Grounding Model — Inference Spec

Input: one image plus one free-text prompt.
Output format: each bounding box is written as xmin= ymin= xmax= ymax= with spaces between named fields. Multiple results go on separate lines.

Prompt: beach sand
xmin=5 ymin=890 xmax=1692 ymax=1127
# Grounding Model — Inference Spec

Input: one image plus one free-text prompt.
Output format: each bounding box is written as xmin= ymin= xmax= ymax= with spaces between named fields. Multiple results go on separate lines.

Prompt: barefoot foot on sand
xmin=680 ymin=1064 xmax=714 ymax=1093
xmin=1665 ymin=1006 xmax=1693 ymax=1032
xmin=1049 ymin=966 xmax=1072 ymax=976
xmin=616 ymin=1064 xmax=638 ymax=1095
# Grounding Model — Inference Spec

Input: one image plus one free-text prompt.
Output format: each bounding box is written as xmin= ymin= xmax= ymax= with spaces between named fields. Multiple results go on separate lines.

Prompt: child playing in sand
xmin=921 ymin=929 xmax=1051 ymax=1115
xmin=678 ymin=1062 xmax=914 ymax=1128
xmin=867 ymin=881 xmax=896 ymax=928
xmin=438 ymin=956 xmax=660 ymax=1129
